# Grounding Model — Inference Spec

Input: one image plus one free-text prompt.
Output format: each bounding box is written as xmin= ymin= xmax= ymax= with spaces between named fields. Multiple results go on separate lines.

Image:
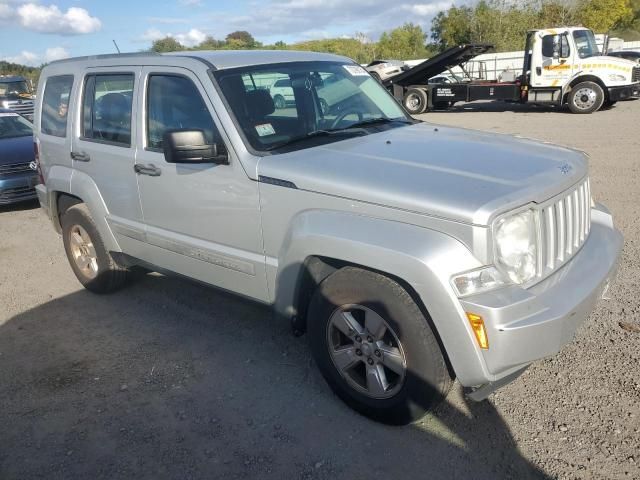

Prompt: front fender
xmin=272 ymin=210 xmax=491 ymax=385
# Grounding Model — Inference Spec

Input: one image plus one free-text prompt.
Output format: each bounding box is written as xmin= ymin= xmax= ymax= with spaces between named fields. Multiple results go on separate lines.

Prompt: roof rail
xmin=47 ymin=52 xmax=160 ymax=66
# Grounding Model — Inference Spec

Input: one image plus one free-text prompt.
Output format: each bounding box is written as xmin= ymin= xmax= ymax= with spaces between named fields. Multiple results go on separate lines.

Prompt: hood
xmin=0 ymin=135 xmax=34 ymax=165
xmin=257 ymin=123 xmax=588 ymax=225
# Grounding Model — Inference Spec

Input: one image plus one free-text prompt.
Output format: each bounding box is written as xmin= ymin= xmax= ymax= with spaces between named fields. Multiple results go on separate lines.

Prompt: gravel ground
xmin=1 ymin=99 xmax=639 ymax=480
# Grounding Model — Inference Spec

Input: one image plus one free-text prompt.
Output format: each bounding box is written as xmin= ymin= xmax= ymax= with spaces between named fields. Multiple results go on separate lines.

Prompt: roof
xmin=46 ymin=50 xmax=352 ymax=71
xmin=163 ymin=50 xmax=352 ymax=69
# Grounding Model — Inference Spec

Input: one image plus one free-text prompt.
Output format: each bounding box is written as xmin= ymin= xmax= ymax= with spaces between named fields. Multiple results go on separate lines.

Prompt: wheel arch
xmin=272 ymin=210 xmax=490 ymax=386
xmin=562 ymin=74 xmax=609 ymax=104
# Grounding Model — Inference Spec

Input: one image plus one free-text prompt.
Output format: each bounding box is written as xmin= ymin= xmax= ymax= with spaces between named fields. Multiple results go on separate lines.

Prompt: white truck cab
xmin=526 ymin=27 xmax=640 ymax=111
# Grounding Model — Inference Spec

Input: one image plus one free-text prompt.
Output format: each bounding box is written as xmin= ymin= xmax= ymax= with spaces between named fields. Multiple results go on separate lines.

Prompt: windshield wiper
xmin=264 ymin=129 xmax=365 ymax=151
xmin=338 ymin=117 xmax=413 ymax=130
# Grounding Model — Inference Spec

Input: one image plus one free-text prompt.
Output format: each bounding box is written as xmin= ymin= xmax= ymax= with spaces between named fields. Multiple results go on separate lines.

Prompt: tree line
xmin=0 ymin=61 xmax=40 ymax=83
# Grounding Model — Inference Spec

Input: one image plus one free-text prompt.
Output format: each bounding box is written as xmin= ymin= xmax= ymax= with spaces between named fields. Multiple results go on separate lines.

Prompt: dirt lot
xmin=1 ymin=100 xmax=639 ymax=480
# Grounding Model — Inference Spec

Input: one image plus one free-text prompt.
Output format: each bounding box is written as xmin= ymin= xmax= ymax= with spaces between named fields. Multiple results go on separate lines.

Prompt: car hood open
xmin=257 ymin=122 xmax=588 ymax=225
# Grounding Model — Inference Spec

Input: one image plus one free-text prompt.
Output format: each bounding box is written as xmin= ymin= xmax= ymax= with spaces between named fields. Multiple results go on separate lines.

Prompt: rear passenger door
xmin=133 ymin=67 xmax=267 ymax=302
xmin=71 ymin=67 xmax=144 ymax=236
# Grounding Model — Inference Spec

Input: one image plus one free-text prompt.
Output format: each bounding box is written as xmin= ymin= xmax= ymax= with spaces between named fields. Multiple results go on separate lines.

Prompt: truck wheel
xmin=307 ymin=267 xmax=453 ymax=425
xmin=568 ymin=81 xmax=604 ymax=114
xmin=61 ymin=204 xmax=129 ymax=293
xmin=403 ymin=88 xmax=428 ymax=115
xmin=273 ymin=94 xmax=286 ymax=109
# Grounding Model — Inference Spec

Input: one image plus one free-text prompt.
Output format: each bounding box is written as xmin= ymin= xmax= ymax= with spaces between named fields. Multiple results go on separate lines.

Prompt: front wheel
xmin=307 ymin=267 xmax=453 ymax=425
xmin=568 ymin=81 xmax=604 ymax=114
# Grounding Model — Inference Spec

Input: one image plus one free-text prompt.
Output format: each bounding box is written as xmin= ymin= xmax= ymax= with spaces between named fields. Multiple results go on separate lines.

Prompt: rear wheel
xmin=61 ymin=204 xmax=129 ymax=293
xmin=403 ymin=88 xmax=429 ymax=115
xmin=307 ymin=267 xmax=453 ymax=425
xmin=568 ymin=81 xmax=604 ymax=114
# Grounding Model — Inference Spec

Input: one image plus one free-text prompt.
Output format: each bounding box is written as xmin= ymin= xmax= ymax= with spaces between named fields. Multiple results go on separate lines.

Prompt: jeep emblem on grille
xmin=558 ymin=163 xmax=572 ymax=175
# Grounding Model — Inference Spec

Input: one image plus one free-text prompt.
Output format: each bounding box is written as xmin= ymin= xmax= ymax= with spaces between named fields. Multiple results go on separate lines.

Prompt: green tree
xmin=225 ymin=30 xmax=258 ymax=48
xmin=377 ymin=23 xmax=431 ymax=59
xmin=576 ymin=0 xmax=634 ymax=31
xmin=195 ymin=35 xmax=225 ymax=50
xmin=151 ymin=36 xmax=184 ymax=52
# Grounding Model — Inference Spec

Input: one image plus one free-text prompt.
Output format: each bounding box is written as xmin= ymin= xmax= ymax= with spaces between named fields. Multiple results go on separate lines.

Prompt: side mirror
xmin=162 ymin=129 xmax=229 ymax=165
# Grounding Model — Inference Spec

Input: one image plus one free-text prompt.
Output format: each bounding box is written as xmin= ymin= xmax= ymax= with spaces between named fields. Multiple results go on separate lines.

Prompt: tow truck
xmin=0 ymin=76 xmax=35 ymax=121
xmin=385 ymin=27 xmax=640 ymax=114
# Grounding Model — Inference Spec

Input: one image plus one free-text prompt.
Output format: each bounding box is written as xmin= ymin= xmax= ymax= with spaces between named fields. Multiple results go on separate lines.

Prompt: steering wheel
xmin=330 ymin=108 xmax=363 ymax=129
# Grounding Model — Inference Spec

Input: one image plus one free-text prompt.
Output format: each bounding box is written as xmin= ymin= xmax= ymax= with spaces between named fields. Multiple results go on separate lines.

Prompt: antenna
xmin=112 ymin=40 xmax=121 ymax=54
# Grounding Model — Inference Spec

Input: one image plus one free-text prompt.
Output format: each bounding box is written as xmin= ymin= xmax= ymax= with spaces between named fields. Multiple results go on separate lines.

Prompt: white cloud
xmin=221 ymin=0 xmax=467 ymax=42
xmin=2 ymin=46 xmax=69 ymax=66
xmin=44 ymin=46 xmax=70 ymax=62
xmin=0 ymin=2 xmax=101 ymax=35
xmin=140 ymin=27 xmax=207 ymax=47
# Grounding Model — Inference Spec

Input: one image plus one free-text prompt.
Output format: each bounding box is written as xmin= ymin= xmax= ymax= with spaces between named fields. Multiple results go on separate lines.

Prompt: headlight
xmin=608 ymin=74 xmax=626 ymax=82
xmin=1 ymin=100 xmax=9 ymax=108
xmin=494 ymin=209 xmax=538 ymax=284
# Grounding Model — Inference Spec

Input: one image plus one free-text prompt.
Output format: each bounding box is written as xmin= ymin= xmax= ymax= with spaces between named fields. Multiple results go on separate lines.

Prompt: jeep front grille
xmin=3 ymin=99 xmax=34 ymax=117
xmin=538 ymin=178 xmax=591 ymax=278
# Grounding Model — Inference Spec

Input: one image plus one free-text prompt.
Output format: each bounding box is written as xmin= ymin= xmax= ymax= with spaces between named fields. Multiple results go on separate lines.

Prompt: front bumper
xmin=608 ymin=83 xmax=640 ymax=101
xmin=459 ymin=205 xmax=622 ymax=397
xmin=0 ymin=173 xmax=39 ymax=205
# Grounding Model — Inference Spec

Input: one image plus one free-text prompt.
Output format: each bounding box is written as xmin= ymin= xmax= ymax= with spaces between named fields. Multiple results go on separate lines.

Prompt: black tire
xmin=307 ymin=267 xmax=453 ymax=425
xmin=273 ymin=94 xmax=286 ymax=109
xmin=601 ymin=99 xmax=617 ymax=109
xmin=61 ymin=204 xmax=129 ymax=293
xmin=403 ymin=88 xmax=429 ymax=115
xmin=567 ymin=81 xmax=604 ymax=114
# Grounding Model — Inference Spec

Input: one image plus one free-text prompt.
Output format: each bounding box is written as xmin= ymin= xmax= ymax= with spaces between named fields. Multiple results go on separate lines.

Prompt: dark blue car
xmin=0 ymin=108 xmax=38 ymax=205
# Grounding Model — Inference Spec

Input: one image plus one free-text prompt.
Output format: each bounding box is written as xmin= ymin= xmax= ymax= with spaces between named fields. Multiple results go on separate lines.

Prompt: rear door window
xmin=146 ymin=74 xmax=218 ymax=150
xmin=82 ymin=73 xmax=134 ymax=146
xmin=41 ymin=75 xmax=73 ymax=137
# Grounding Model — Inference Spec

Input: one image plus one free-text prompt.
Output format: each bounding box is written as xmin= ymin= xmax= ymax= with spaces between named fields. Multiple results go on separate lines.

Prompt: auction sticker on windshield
xmin=343 ymin=65 xmax=369 ymax=76
xmin=255 ymin=123 xmax=276 ymax=137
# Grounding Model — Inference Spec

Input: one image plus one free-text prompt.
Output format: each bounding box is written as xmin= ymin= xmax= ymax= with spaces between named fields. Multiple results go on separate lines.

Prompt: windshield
xmin=213 ymin=61 xmax=410 ymax=153
xmin=573 ymin=30 xmax=599 ymax=59
xmin=0 ymin=112 xmax=33 ymax=139
xmin=0 ymin=81 xmax=30 ymax=98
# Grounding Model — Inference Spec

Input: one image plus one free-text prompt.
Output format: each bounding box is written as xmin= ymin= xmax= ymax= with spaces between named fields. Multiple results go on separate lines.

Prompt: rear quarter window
xmin=41 ymin=75 xmax=73 ymax=137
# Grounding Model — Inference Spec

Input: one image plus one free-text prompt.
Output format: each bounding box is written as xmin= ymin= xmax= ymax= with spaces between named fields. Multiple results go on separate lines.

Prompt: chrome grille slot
xmin=3 ymin=99 xmax=34 ymax=117
xmin=633 ymin=66 xmax=640 ymax=83
xmin=538 ymin=178 xmax=591 ymax=279
xmin=0 ymin=162 xmax=33 ymax=176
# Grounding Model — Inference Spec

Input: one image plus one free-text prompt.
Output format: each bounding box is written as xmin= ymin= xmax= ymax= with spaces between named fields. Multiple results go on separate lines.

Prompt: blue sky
xmin=0 ymin=0 xmax=458 ymax=66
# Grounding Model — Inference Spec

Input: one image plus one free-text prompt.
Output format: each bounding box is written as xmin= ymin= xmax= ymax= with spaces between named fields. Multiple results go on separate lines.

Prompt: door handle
xmin=134 ymin=163 xmax=162 ymax=177
xmin=70 ymin=151 xmax=90 ymax=162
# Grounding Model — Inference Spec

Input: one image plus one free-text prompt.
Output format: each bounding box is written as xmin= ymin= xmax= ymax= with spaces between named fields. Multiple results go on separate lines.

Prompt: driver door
xmin=132 ymin=67 xmax=268 ymax=302
xmin=532 ymin=32 xmax=573 ymax=88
